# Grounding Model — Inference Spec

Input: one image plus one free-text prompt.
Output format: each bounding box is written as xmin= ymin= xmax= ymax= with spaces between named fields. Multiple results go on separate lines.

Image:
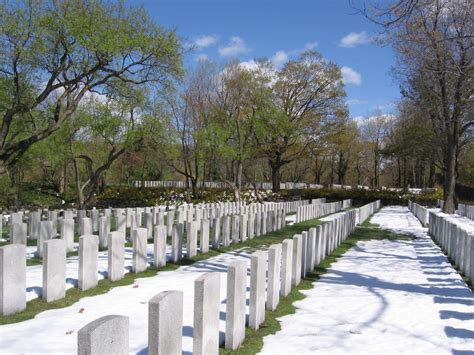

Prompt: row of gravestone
xmin=0 ymin=204 xmax=291 ymax=316
xmin=457 ymin=203 xmax=474 ymax=221
xmin=428 ymin=211 xmax=474 ymax=283
xmin=408 ymin=201 xmax=429 ymax=227
xmin=358 ymin=201 xmax=382 ymax=225
xmin=4 ymin=198 xmax=307 ymax=249
xmin=295 ymin=199 xmax=352 ymax=223
xmin=2 ymin=199 xmax=311 ymax=244
xmin=76 ymin=209 xmax=360 ymax=355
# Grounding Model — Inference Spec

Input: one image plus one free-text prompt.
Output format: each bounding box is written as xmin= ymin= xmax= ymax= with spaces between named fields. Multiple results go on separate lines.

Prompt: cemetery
xmin=0 ymin=0 xmax=473 ymax=354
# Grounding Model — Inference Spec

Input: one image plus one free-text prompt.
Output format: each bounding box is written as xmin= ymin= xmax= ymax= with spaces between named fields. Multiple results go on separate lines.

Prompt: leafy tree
xmin=252 ymin=51 xmax=347 ymax=191
xmin=0 ymin=0 xmax=182 ymax=173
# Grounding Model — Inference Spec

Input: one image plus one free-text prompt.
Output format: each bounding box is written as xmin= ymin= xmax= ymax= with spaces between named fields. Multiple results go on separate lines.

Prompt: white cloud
xmin=339 ymin=31 xmax=371 ymax=48
xmin=239 ymin=60 xmax=259 ymax=71
xmin=196 ymin=54 xmax=209 ymax=62
xmin=353 ymin=113 xmax=397 ymax=127
xmin=218 ymin=36 xmax=250 ymax=57
xmin=272 ymin=50 xmax=288 ymax=67
xmin=341 ymin=66 xmax=362 ymax=85
xmin=303 ymin=41 xmax=318 ymax=51
xmin=194 ymin=35 xmax=218 ymax=49
xmin=347 ymin=98 xmax=368 ymax=105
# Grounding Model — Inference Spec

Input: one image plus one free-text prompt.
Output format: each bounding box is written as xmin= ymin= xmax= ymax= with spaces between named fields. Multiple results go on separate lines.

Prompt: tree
xmin=163 ymin=62 xmax=215 ymax=198
xmin=69 ymin=89 xmax=145 ymax=208
xmin=360 ymin=112 xmax=391 ymax=189
xmin=0 ymin=0 xmax=182 ymax=172
xmin=354 ymin=0 xmax=473 ymax=212
xmin=210 ymin=61 xmax=264 ymax=200
xmin=253 ymin=51 xmax=348 ymax=192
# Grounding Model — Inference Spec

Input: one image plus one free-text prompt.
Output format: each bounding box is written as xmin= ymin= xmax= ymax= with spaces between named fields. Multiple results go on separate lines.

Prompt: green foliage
xmin=297 ymin=188 xmax=443 ymax=206
xmin=93 ymin=186 xmax=286 ymax=208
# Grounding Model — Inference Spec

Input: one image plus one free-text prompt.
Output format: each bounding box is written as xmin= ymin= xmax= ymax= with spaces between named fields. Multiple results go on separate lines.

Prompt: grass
xmin=220 ymin=218 xmax=414 ymax=354
xmin=0 ymin=217 xmax=323 ymax=325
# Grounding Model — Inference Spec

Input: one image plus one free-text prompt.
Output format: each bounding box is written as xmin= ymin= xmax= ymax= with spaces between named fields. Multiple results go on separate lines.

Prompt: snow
xmin=25 ymin=244 xmax=165 ymax=301
xmin=1 ymin=249 xmax=254 ymax=354
xmin=431 ymin=208 xmax=474 ymax=234
xmin=3 ymin=206 xmax=473 ymax=354
xmin=260 ymin=206 xmax=474 ymax=354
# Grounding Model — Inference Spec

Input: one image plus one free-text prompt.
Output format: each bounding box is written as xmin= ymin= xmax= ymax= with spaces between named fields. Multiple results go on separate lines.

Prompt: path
xmin=260 ymin=206 xmax=474 ymax=354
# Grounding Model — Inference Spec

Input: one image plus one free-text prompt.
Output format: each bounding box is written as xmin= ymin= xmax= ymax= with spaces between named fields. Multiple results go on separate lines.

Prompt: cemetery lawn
xmin=0 ymin=216 xmax=325 ymax=325
xmin=220 ymin=220 xmax=414 ymax=354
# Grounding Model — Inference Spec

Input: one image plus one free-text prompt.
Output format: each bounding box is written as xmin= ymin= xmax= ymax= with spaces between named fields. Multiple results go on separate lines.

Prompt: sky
xmin=129 ymin=0 xmax=400 ymax=120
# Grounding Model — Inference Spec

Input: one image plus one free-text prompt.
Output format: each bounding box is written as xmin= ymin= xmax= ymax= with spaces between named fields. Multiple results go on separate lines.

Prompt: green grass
xmin=0 ymin=217 xmax=323 ymax=325
xmin=220 ymin=219 xmax=414 ymax=354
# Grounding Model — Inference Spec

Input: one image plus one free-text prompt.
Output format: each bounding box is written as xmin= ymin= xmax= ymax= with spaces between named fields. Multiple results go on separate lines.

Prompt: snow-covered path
xmin=1 ymin=249 xmax=253 ymax=354
xmin=261 ymin=206 xmax=474 ymax=354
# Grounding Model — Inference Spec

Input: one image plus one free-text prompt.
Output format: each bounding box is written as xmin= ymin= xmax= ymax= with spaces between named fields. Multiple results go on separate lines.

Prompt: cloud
xmin=196 ymin=54 xmax=209 ymax=62
xmin=194 ymin=35 xmax=218 ymax=49
xmin=272 ymin=50 xmax=288 ymax=67
xmin=353 ymin=113 xmax=397 ymax=127
xmin=218 ymin=36 xmax=250 ymax=57
xmin=339 ymin=31 xmax=371 ymax=48
xmin=347 ymin=98 xmax=368 ymax=105
xmin=303 ymin=41 xmax=318 ymax=51
xmin=341 ymin=66 xmax=362 ymax=85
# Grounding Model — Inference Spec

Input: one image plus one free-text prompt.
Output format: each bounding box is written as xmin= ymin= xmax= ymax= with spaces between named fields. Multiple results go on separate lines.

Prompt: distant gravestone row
xmin=359 ymin=200 xmax=382 ymax=225
xmin=295 ymin=198 xmax=352 ymax=223
xmin=1 ymin=199 xmax=323 ymax=316
xmin=77 ymin=208 xmax=363 ymax=354
xmin=408 ymin=201 xmax=429 ymax=226
xmin=428 ymin=211 xmax=474 ymax=284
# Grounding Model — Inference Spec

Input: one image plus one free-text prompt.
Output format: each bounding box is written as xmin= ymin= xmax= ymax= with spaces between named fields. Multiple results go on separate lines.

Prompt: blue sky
xmin=132 ymin=0 xmax=399 ymax=119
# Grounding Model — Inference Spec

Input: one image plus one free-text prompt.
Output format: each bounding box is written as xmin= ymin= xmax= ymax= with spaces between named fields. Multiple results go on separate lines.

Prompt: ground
xmin=1 ymin=206 xmax=472 ymax=354
xmin=260 ymin=206 xmax=474 ymax=354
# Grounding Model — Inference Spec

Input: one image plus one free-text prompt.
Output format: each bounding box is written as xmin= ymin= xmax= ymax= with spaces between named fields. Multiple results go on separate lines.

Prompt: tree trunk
xmin=234 ymin=161 xmax=242 ymax=202
xmin=270 ymin=161 xmax=281 ymax=193
xmin=73 ymin=159 xmax=85 ymax=209
xmin=443 ymin=144 xmax=456 ymax=214
xmin=428 ymin=159 xmax=436 ymax=187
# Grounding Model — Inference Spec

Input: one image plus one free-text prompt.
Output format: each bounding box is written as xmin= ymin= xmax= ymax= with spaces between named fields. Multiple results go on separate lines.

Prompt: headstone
xmin=79 ymin=235 xmax=99 ymax=290
xmin=99 ymin=216 xmax=110 ymax=249
xmin=108 ymin=231 xmax=125 ymax=281
xmin=292 ymin=234 xmax=303 ymax=286
xmin=200 ymin=219 xmax=210 ymax=253
xmin=167 ymin=211 xmax=175 ymax=236
xmin=280 ymin=239 xmax=293 ymax=297
xmin=267 ymin=244 xmax=281 ymax=311
xmin=38 ymin=220 xmax=55 ymax=258
xmin=153 ymin=225 xmax=167 ymax=268
xmin=78 ymin=315 xmax=129 ymax=355
xmin=225 ymin=260 xmax=247 ymax=350
xmin=145 ymin=212 xmax=153 ymax=239
xmin=61 ymin=218 xmax=75 ymax=252
xmin=42 ymin=239 xmax=66 ymax=302
xmin=116 ymin=214 xmax=126 ymax=234
xmin=0 ymin=244 xmax=26 ymax=315
xmin=82 ymin=217 xmax=93 ymax=236
xmin=211 ymin=217 xmax=220 ymax=248
xmin=91 ymin=209 xmax=99 ymax=233
xmin=186 ymin=221 xmax=198 ymax=258
xmin=132 ymin=228 xmax=148 ymax=273
xmin=249 ymin=250 xmax=266 ymax=329
xmin=231 ymin=215 xmax=240 ymax=244
xmin=148 ymin=291 xmax=183 ymax=355
xmin=300 ymin=231 xmax=308 ymax=279
xmin=11 ymin=223 xmax=27 ymax=245
xmin=29 ymin=211 xmax=41 ymax=240
xmin=193 ymin=272 xmax=220 ymax=355
xmin=223 ymin=215 xmax=231 ymax=247
xmin=171 ymin=223 xmax=183 ymax=262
